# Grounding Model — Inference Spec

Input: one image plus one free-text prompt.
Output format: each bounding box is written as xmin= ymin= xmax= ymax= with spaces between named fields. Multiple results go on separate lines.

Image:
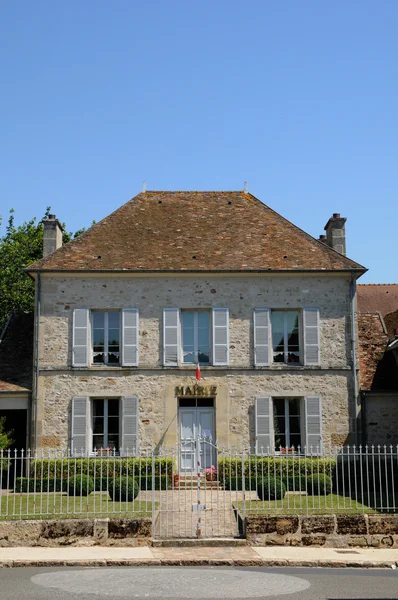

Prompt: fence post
xmin=241 ymin=446 xmax=246 ymax=538
xmin=151 ymin=448 xmax=155 ymax=538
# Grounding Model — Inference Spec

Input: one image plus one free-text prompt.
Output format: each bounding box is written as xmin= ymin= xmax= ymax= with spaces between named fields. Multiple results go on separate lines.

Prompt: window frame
xmin=271 ymin=309 xmax=302 ymax=366
xmin=181 ymin=309 xmax=212 ymax=366
xmin=272 ymin=397 xmax=303 ymax=451
xmin=90 ymin=397 xmax=121 ymax=454
xmin=91 ymin=310 xmax=121 ymax=366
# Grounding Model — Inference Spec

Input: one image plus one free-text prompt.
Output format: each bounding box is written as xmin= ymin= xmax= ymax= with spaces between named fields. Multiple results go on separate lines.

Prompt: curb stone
xmin=0 ymin=559 xmax=397 ymax=568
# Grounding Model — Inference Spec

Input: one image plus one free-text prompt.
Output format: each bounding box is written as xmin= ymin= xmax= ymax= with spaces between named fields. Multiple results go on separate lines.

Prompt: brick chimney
xmin=324 ymin=213 xmax=347 ymax=255
xmin=42 ymin=214 xmax=63 ymax=257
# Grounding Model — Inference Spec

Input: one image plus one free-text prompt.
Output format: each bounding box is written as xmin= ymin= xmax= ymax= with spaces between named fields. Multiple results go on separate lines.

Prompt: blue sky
xmin=1 ymin=1 xmax=397 ymax=282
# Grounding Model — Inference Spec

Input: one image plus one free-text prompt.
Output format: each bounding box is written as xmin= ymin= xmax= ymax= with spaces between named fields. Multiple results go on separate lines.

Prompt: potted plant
xmin=205 ymin=465 xmax=217 ymax=481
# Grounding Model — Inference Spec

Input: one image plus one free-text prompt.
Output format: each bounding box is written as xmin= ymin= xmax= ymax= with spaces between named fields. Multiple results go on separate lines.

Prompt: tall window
xmin=92 ymin=311 xmax=120 ymax=364
xmin=92 ymin=398 xmax=120 ymax=451
xmin=271 ymin=310 xmax=300 ymax=364
xmin=182 ymin=311 xmax=210 ymax=364
xmin=273 ymin=398 xmax=301 ymax=449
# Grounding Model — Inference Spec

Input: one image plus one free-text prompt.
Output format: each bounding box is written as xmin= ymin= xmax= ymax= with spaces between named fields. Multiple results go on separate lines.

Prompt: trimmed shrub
xmin=68 ymin=474 xmax=94 ymax=496
xmin=13 ymin=477 xmax=67 ymax=493
xmin=110 ymin=477 xmax=139 ymax=502
xmin=223 ymin=477 xmax=258 ymax=491
xmin=306 ymin=474 xmax=332 ymax=495
xmin=257 ymin=477 xmax=286 ymax=501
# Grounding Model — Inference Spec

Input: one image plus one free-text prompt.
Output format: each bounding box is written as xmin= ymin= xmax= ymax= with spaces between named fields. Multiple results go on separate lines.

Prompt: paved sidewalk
xmin=0 ymin=545 xmax=397 ymax=568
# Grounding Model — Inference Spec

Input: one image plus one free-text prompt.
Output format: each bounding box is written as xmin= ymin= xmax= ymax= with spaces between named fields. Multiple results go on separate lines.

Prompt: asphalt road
xmin=0 ymin=567 xmax=397 ymax=600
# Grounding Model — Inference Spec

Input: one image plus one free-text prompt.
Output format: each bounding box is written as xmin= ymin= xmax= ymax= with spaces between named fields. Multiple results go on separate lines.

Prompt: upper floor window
xmin=271 ymin=310 xmax=300 ymax=364
xmin=163 ymin=308 xmax=229 ymax=367
xmin=92 ymin=311 xmax=120 ymax=365
xmin=254 ymin=307 xmax=320 ymax=367
xmin=72 ymin=308 xmax=138 ymax=368
xmin=182 ymin=310 xmax=210 ymax=365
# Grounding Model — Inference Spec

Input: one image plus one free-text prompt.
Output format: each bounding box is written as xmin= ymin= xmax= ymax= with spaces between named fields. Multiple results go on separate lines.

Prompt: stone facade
xmin=363 ymin=392 xmax=398 ymax=445
xmin=35 ymin=272 xmax=357 ymax=451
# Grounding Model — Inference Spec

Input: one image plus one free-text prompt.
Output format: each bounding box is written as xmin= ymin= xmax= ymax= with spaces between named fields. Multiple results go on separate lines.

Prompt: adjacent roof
xmin=0 ymin=312 xmax=33 ymax=393
xmin=384 ymin=309 xmax=398 ymax=339
xmin=357 ymin=284 xmax=398 ymax=317
xmin=358 ymin=312 xmax=398 ymax=391
xmin=27 ymin=191 xmax=366 ymax=273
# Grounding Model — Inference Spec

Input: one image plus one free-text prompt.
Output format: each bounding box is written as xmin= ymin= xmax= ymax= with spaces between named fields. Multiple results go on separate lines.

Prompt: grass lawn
xmin=0 ymin=492 xmax=155 ymax=520
xmin=236 ymin=494 xmax=377 ymax=514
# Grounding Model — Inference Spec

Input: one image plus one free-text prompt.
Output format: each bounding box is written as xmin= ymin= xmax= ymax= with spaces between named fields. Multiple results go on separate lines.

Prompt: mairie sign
xmin=175 ymin=384 xmax=217 ymax=397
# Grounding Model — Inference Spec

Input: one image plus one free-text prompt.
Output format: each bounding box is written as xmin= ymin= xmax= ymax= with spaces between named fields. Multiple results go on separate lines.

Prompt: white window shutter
xmin=72 ymin=309 xmax=89 ymax=367
xmin=163 ymin=308 xmax=180 ymax=366
xmin=212 ymin=308 xmax=229 ymax=366
xmin=305 ymin=396 xmax=322 ymax=454
xmin=121 ymin=396 xmax=139 ymax=455
xmin=71 ymin=396 xmax=88 ymax=455
xmin=254 ymin=308 xmax=270 ymax=366
xmin=303 ymin=308 xmax=320 ymax=366
xmin=255 ymin=397 xmax=272 ymax=454
xmin=122 ymin=309 xmax=139 ymax=366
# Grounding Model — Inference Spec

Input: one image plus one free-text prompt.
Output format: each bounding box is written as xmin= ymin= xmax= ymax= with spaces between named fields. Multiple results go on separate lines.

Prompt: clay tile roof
xmin=357 ymin=284 xmax=398 ymax=317
xmin=27 ymin=191 xmax=365 ymax=273
xmin=358 ymin=312 xmax=398 ymax=391
xmin=0 ymin=312 xmax=33 ymax=393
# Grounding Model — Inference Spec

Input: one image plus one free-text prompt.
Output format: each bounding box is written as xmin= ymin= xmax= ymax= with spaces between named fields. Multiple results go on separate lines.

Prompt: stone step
xmin=151 ymin=538 xmax=247 ymax=547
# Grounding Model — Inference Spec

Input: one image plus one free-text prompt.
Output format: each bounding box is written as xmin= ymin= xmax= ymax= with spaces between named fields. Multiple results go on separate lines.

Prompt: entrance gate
xmin=152 ymin=435 xmax=244 ymax=539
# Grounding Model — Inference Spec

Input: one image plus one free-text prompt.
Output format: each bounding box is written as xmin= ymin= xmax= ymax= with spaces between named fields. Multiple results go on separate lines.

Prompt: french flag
xmin=196 ymin=362 xmax=201 ymax=382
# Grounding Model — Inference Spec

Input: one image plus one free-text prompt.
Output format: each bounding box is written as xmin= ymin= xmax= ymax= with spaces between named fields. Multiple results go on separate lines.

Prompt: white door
xmin=179 ymin=407 xmax=215 ymax=473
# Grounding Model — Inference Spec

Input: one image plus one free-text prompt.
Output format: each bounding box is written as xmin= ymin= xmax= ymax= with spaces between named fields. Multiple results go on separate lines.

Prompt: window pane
xmin=182 ymin=311 xmax=195 ymax=327
xmin=108 ymin=417 xmax=119 ymax=434
xmin=93 ymin=435 xmax=105 ymax=449
xmin=286 ymin=311 xmax=299 ymax=332
xmin=93 ymin=417 xmax=104 ymax=434
xmin=93 ymin=399 xmax=104 ymax=417
xmin=93 ymin=352 xmax=105 ymax=364
xmin=198 ymin=350 xmax=210 ymax=364
xmin=108 ymin=329 xmax=120 ymax=347
xmin=183 ymin=350 xmax=195 ymax=363
xmin=198 ymin=328 xmax=209 ymax=347
xmin=107 ymin=435 xmax=119 ymax=451
xmin=108 ymin=312 xmax=120 ymax=329
xmin=197 ymin=311 xmax=209 ymax=327
xmin=93 ymin=312 xmax=105 ymax=328
xmin=93 ymin=330 xmax=105 ymax=346
xmin=108 ymin=399 xmax=119 ymax=416
xmin=183 ymin=328 xmax=194 ymax=348
xmin=273 ymin=399 xmax=286 ymax=449
xmin=107 ymin=351 xmax=120 ymax=364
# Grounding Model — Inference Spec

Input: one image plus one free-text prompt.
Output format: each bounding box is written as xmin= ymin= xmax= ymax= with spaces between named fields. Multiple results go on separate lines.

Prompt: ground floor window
xmin=273 ymin=397 xmax=302 ymax=450
xmin=92 ymin=398 xmax=120 ymax=452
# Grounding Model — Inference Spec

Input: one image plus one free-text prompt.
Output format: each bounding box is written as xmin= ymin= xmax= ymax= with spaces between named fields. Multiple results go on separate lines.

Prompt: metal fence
xmin=0 ymin=444 xmax=397 ymax=536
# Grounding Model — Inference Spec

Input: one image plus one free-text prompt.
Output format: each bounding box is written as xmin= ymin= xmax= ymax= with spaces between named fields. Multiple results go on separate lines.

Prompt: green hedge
xmin=29 ymin=457 xmax=174 ymax=479
xmin=14 ymin=477 xmax=67 ymax=493
xmin=218 ymin=457 xmax=336 ymax=483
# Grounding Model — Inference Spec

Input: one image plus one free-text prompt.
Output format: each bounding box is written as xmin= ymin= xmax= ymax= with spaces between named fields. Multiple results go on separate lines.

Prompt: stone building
xmin=23 ymin=190 xmax=366 ymax=467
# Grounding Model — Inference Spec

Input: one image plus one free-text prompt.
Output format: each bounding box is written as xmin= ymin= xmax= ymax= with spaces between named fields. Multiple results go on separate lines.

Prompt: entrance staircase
xmin=176 ymin=475 xmax=222 ymax=490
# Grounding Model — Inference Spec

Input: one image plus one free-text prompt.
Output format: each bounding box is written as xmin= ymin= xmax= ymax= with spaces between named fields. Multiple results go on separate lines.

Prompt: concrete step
xmin=151 ymin=538 xmax=247 ymax=547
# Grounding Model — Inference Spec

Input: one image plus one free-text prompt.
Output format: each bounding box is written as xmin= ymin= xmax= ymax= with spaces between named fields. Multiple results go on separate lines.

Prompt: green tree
xmin=0 ymin=417 xmax=14 ymax=450
xmin=0 ymin=209 xmax=90 ymax=331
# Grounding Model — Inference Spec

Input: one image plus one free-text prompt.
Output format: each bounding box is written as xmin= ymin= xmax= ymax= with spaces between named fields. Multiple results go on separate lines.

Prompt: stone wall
xmin=246 ymin=514 xmax=398 ymax=548
xmin=36 ymin=273 xmax=356 ymax=449
xmin=0 ymin=518 xmax=151 ymax=547
xmin=363 ymin=392 xmax=398 ymax=445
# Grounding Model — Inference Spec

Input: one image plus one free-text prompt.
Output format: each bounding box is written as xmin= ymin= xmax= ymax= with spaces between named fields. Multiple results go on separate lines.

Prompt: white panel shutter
xmin=122 ymin=309 xmax=139 ymax=366
xmin=163 ymin=308 xmax=180 ymax=366
xmin=72 ymin=309 xmax=89 ymax=367
xmin=212 ymin=308 xmax=229 ymax=366
xmin=254 ymin=309 xmax=270 ymax=366
xmin=305 ymin=396 xmax=322 ymax=454
xmin=71 ymin=396 xmax=88 ymax=455
xmin=303 ymin=308 xmax=320 ymax=366
xmin=255 ymin=397 xmax=272 ymax=454
xmin=121 ymin=396 xmax=139 ymax=455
